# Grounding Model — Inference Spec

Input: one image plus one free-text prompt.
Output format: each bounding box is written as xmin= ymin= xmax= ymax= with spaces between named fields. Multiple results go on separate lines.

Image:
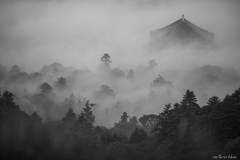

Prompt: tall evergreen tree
xmin=129 ymin=128 xmax=148 ymax=144
xmin=211 ymin=87 xmax=240 ymax=142
xmin=75 ymin=100 xmax=95 ymax=127
xmin=62 ymin=108 xmax=76 ymax=124
xmin=180 ymin=90 xmax=200 ymax=112
xmin=154 ymin=104 xmax=174 ymax=136
xmin=1 ymin=91 xmax=19 ymax=109
xmin=82 ymin=100 xmax=95 ymax=125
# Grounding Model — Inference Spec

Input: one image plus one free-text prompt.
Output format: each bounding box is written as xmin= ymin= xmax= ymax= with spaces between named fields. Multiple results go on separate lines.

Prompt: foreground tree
xmin=207 ymin=96 xmax=221 ymax=106
xmin=76 ymin=100 xmax=95 ymax=127
xmin=211 ymin=87 xmax=240 ymax=142
xmin=129 ymin=128 xmax=148 ymax=144
xmin=154 ymin=104 xmax=174 ymax=136
xmin=62 ymin=108 xmax=76 ymax=124
xmin=0 ymin=91 xmax=19 ymax=110
xmin=180 ymin=90 xmax=200 ymax=112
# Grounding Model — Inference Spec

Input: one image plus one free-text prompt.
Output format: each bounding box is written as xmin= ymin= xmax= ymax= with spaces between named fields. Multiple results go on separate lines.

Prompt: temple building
xmin=150 ymin=15 xmax=216 ymax=51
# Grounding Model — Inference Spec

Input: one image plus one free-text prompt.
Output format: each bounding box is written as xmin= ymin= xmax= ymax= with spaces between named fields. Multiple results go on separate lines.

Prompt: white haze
xmin=0 ymin=0 xmax=240 ymax=126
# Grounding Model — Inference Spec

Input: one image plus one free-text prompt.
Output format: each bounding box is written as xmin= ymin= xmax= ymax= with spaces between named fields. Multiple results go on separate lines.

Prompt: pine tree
xmin=75 ymin=112 xmax=87 ymax=125
xmin=62 ymin=108 xmax=77 ymax=124
xmin=129 ymin=128 xmax=148 ymax=144
xmin=207 ymin=96 xmax=221 ymax=106
xmin=82 ymin=100 xmax=95 ymax=125
xmin=154 ymin=104 xmax=174 ymax=136
xmin=120 ymin=112 xmax=129 ymax=123
xmin=100 ymin=53 xmax=111 ymax=71
xmin=211 ymin=87 xmax=240 ymax=142
xmin=75 ymin=100 xmax=95 ymax=127
xmin=1 ymin=91 xmax=19 ymax=109
xmin=201 ymin=96 xmax=221 ymax=115
xmin=180 ymin=90 xmax=200 ymax=112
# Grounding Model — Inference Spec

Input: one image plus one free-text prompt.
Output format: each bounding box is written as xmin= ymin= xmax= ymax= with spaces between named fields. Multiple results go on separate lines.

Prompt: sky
xmin=0 ymin=0 xmax=240 ymax=72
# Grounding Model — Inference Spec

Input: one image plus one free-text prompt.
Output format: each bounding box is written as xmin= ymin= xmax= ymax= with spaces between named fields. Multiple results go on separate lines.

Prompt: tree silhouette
xmin=180 ymin=90 xmax=200 ymax=111
xmin=154 ymin=104 xmax=174 ymax=136
xmin=96 ymin=85 xmax=115 ymax=98
xmin=40 ymin=82 xmax=53 ymax=94
xmin=76 ymin=100 xmax=95 ymax=127
xmin=62 ymin=107 xmax=76 ymax=124
xmin=0 ymin=91 xmax=19 ymax=109
xmin=207 ymin=96 xmax=221 ymax=106
xmin=211 ymin=87 xmax=240 ymax=142
xmin=129 ymin=128 xmax=148 ymax=144
xmin=100 ymin=53 xmax=111 ymax=71
xmin=151 ymin=75 xmax=172 ymax=89
xmin=120 ymin=112 xmax=129 ymax=123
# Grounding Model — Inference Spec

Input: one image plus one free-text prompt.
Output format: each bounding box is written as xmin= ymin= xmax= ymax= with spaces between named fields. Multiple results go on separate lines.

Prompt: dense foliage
xmin=1 ymin=86 xmax=240 ymax=160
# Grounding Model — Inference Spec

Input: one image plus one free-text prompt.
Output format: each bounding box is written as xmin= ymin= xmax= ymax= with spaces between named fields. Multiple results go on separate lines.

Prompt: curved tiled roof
xmin=149 ymin=15 xmax=216 ymax=51
xmin=154 ymin=16 xmax=214 ymax=41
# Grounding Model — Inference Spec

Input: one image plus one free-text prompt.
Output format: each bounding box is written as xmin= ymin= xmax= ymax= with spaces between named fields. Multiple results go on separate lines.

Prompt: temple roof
xmin=150 ymin=15 xmax=216 ymax=50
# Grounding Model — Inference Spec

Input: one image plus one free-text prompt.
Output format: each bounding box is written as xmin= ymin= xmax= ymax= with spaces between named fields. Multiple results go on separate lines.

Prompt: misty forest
xmin=1 ymin=0 xmax=240 ymax=160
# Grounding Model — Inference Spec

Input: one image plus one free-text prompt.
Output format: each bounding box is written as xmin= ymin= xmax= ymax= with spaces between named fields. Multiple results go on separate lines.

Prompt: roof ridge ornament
xmin=182 ymin=15 xmax=185 ymax=21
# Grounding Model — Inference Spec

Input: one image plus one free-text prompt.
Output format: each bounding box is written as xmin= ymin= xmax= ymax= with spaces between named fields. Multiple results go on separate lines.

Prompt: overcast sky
xmin=0 ymin=0 xmax=240 ymax=72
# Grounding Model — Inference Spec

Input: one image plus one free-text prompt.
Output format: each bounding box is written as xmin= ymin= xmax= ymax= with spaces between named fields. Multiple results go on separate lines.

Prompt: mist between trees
xmin=1 ymin=53 xmax=240 ymax=160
